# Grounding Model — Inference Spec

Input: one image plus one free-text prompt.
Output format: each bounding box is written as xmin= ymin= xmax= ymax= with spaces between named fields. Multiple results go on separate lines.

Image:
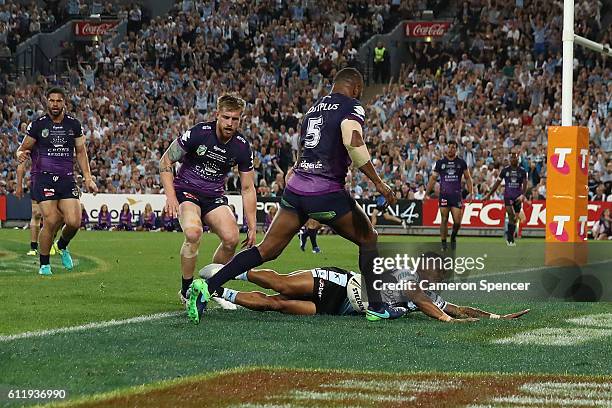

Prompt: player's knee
xmin=64 ymin=218 xmax=80 ymax=231
xmin=31 ymin=209 xmax=42 ymax=222
xmin=221 ymin=232 xmax=239 ymax=250
xmin=362 ymin=228 xmax=378 ymax=247
xmin=183 ymin=228 xmax=202 ymax=244
xmin=265 ymin=296 xmax=285 ymax=312
xmin=180 ymin=239 xmax=199 ymax=259
xmin=257 ymin=244 xmax=280 ymax=262
xmin=43 ymin=214 xmax=62 ymax=228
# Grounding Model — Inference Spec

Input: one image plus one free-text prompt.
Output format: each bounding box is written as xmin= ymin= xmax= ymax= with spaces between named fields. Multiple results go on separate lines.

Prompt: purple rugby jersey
xmin=173 ymin=121 xmax=253 ymax=197
xmin=433 ymin=157 xmax=468 ymax=197
xmin=27 ymin=114 xmax=83 ymax=176
xmin=287 ymin=93 xmax=366 ymax=195
xmin=499 ymin=166 xmax=527 ymax=199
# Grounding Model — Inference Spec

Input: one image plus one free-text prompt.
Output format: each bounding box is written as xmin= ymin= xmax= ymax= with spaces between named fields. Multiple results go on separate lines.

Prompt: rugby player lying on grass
xmin=198 ymin=263 xmax=529 ymax=322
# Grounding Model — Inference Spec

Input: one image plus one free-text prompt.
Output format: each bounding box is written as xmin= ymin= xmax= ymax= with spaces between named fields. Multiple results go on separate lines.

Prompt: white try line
xmin=0 ymin=311 xmax=183 ymax=342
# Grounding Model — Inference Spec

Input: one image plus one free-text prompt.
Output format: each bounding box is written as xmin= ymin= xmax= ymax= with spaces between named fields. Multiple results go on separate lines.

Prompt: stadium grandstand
xmin=2 ymin=1 xmax=612 ymax=406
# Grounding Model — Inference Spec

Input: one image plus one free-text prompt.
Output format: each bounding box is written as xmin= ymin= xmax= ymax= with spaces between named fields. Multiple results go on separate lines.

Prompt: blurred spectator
xmin=115 ymin=203 xmax=133 ymax=231
xmin=80 ymin=203 xmax=89 ymax=229
xmin=138 ymin=203 xmax=156 ymax=231
xmin=94 ymin=204 xmax=111 ymax=230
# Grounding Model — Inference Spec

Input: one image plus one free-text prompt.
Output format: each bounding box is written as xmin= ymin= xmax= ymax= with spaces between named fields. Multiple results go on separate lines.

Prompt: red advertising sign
xmin=405 ymin=21 xmax=452 ymax=38
xmin=0 ymin=195 xmax=5 ymax=221
xmin=422 ymin=200 xmax=612 ymax=229
xmin=74 ymin=20 xmax=119 ymax=37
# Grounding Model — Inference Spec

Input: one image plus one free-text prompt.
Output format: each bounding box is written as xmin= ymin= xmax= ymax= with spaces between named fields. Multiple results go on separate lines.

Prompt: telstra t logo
xmin=551 ymin=148 xmax=588 ymax=175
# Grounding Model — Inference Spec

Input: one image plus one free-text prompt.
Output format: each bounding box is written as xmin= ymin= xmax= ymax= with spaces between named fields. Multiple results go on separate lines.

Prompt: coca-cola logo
xmin=406 ymin=21 xmax=451 ymax=38
xmin=74 ymin=21 xmax=119 ymax=36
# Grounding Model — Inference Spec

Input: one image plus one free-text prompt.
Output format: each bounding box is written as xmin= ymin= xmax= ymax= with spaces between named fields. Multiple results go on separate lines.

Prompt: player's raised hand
xmin=241 ymin=228 xmax=256 ymax=249
xmin=84 ymin=177 xmax=98 ymax=195
xmin=376 ymin=181 xmax=396 ymax=206
xmin=17 ymin=150 xmax=30 ymax=163
xmin=165 ymin=196 xmax=180 ymax=218
xmin=501 ymin=309 xmax=530 ymax=319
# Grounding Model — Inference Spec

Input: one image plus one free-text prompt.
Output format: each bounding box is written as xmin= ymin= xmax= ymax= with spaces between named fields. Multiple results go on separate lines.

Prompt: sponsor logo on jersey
xmin=299 ymin=160 xmax=323 ymax=170
xmin=202 ymin=125 xmax=212 ymax=130
xmin=213 ymin=145 xmax=226 ymax=153
xmin=317 ymin=278 xmax=325 ymax=300
xmin=44 ymin=188 xmax=55 ymax=197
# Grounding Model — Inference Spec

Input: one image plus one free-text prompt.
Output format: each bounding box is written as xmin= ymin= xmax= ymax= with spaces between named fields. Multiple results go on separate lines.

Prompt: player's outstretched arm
xmin=445 ymin=303 xmax=530 ymax=319
xmin=340 ymin=119 xmax=395 ymax=205
xmin=159 ymin=139 xmax=186 ymax=218
xmin=75 ymin=136 xmax=98 ymax=194
xmin=406 ymin=290 xmax=478 ymax=322
xmin=484 ymin=178 xmax=502 ymax=201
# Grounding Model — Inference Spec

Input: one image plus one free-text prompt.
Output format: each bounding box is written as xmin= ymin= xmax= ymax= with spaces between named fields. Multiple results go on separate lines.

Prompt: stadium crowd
xmin=0 ymin=0 xmax=610 ymax=205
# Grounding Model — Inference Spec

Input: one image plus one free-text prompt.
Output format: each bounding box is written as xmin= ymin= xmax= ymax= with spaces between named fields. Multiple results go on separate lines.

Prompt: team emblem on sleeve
xmin=353 ymin=105 xmax=365 ymax=120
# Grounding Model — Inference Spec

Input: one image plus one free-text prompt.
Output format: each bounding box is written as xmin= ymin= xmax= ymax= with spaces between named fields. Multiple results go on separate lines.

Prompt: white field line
xmin=492 ymin=395 xmax=612 ymax=406
xmin=0 ymin=311 xmax=183 ymax=342
xmin=493 ymin=327 xmax=612 ymax=346
xmin=521 ymin=381 xmax=612 ymax=398
xmin=320 ymin=379 xmax=457 ymax=393
xmin=567 ymin=314 xmax=612 ymax=328
xmin=279 ymin=390 xmax=413 ymax=403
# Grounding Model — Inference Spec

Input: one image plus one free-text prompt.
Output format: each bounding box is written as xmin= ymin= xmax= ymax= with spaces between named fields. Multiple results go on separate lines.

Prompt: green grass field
xmin=1 ymin=229 xmax=611 ymax=407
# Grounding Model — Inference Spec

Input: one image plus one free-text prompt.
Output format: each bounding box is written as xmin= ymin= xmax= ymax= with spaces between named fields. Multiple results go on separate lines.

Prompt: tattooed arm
xmin=160 ymin=139 xmax=187 ymax=218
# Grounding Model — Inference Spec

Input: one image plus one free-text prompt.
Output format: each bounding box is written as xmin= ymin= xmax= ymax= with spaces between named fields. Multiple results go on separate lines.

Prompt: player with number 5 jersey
xmin=187 ymin=68 xmax=406 ymax=324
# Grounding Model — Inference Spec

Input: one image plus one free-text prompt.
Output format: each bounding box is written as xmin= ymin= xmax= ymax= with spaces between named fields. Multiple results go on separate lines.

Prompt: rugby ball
xmin=199 ymin=263 xmax=223 ymax=279
xmin=347 ymin=274 xmax=368 ymax=313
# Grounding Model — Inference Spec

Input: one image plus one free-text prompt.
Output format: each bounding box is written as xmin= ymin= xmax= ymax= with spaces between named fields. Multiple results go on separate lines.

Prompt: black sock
xmin=507 ymin=223 xmax=516 ymax=242
xmin=451 ymin=225 xmax=460 ymax=241
xmin=181 ymin=277 xmax=193 ymax=297
xmin=31 ymin=241 xmax=38 ymax=250
xmin=57 ymin=236 xmax=70 ymax=250
xmin=207 ymin=247 xmax=263 ymax=296
xmin=40 ymin=254 xmax=50 ymax=266
xmin=359 ymin=246 xmax=382 ymax=309
xmin=308 ymin=228 xmax=318 ymax=248
xmin=300 ymin=229 xmax=307 ymax=249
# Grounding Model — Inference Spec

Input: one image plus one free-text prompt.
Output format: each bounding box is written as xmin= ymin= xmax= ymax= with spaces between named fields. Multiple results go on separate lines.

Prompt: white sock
xmin=235 ymin=271 xmax=249 ymax=281
xmin=222 ymin=288 xmax=238 ymax=303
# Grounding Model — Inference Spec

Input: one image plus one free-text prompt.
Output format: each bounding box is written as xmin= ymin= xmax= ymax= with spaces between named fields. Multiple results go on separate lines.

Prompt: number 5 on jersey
xmin=304 ymin=116 xmax=323 ymax=149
